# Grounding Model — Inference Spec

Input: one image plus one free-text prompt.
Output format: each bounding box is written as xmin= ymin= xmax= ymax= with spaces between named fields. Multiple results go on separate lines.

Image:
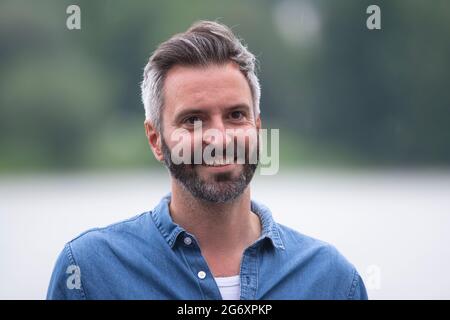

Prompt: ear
xmin=144 ymin=120 xmax=164 ymax=162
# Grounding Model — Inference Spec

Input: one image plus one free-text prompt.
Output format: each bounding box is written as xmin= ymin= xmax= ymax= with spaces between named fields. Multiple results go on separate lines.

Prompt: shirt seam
xmin=347 ymin=268 xmax=359 ymax=300
xmin=69 ymin=211 xmax=148 ymax=243
xmin=65 ymin=242 xmax=87 ymax=300
xmin=255 ymin=245 xmax=261 ymax=299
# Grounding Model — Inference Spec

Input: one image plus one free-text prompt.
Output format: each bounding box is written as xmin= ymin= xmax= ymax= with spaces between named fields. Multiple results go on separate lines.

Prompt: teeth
xmin=204 ymin=158 xmax=233 ymax=166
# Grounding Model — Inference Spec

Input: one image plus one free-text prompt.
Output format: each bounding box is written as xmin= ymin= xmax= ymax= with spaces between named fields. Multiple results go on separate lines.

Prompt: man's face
xmin=159 ymin=62 xmax=260 ymax=203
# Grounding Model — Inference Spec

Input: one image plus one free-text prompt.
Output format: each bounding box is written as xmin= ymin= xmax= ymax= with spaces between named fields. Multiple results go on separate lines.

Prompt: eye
xmin=230 ymin=111 xmax=244 ymax=120
xmin=184 ymin=116 xmax=202 ymax=125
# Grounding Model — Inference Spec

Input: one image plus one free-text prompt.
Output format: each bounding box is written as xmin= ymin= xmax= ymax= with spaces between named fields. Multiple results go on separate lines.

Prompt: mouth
xmin=197 ymin=158 xmax=240 ymax=172
xmin=202 ymin=158 xmax=234 ymax=167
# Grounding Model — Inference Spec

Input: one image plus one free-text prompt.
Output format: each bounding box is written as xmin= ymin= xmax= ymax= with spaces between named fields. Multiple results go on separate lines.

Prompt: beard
xmin=161 ymin=137 xmax=258 ymax=203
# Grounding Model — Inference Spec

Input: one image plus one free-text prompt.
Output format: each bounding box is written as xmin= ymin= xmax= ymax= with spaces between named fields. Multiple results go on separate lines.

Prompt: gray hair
xmin=140 ymin=20 xmax=261 ymax=132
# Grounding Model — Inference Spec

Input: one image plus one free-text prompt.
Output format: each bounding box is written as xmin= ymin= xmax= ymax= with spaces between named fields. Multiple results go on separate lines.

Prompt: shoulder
xmin=47 ymin=212 xmax=154 ymax=299
xmin=68 ymin=211 xmax=152 ymax=251
xmin=277 ymin=223 xmax=343 ymax=259
xmin=276 ymin=223 xmax=368 ymax=299
xmin=63 ymin=211 xmax=159 ymax=272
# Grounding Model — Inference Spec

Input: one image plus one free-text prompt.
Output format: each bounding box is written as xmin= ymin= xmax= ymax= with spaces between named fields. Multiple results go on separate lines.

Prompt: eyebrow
xmin=173 ymin=103 xmax=252 ymax=123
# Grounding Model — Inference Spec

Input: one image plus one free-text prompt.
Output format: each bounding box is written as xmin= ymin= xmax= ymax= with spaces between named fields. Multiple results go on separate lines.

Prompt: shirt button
xmin=183 ymin=237 xmax=192 ymax=245
xmin=197 ymin=271 xmax=206 ymax=279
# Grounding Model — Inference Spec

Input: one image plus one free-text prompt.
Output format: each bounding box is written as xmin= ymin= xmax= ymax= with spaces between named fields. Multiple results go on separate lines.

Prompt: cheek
xmin=234 ymin=128 xmax=258 ymax=149
xmin=165 ymin=129 xmax=201 ymax=164
xmin=163 ymin=129 xmax=190 ymax=148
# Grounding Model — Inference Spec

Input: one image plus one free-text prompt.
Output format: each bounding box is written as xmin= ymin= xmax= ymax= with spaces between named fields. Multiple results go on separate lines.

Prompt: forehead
xmin=163 ymin=62 xmax=253 ymax=114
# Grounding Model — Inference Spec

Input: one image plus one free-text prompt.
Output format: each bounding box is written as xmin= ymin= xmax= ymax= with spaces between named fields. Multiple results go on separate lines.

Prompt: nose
xmin=202 ymin=117 xmax=233 ymax=151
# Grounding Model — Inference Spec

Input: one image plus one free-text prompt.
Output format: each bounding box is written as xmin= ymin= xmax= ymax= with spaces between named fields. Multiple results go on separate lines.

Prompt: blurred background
xmin=0 ymin=0 xmax=449 ymax=299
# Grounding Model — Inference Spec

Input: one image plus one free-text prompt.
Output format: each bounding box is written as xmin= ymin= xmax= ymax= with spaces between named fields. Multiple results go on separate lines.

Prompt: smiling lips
xmin=202 ymin=158 xmax=234 ymax=167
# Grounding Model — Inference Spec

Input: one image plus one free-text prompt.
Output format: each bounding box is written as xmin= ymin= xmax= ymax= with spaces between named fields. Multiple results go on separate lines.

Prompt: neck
xmin=169 ymin=179 xmax=261 ymax=276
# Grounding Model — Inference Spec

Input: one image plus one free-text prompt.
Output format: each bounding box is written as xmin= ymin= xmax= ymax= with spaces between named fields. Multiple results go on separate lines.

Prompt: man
xmin=47 ymin=20 xmax=367 ymax=300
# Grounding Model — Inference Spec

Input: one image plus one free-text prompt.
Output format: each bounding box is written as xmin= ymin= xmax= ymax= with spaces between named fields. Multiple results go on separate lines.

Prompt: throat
xmin=203 ymin=250 xmax=243 ymax=277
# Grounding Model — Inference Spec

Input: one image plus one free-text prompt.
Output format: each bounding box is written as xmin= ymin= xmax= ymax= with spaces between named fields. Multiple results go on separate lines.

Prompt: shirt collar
xmin=150 ymin=193 xmax=285 ymax=250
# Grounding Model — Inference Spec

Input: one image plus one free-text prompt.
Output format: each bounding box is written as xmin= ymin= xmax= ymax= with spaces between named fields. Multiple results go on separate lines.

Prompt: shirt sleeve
xmin=46 ymin=243 xmax=86 ymax=300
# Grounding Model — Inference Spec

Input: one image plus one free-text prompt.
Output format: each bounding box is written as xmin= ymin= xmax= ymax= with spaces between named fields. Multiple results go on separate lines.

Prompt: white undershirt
xmin=214 ymin=275 xmax=241 ymax=300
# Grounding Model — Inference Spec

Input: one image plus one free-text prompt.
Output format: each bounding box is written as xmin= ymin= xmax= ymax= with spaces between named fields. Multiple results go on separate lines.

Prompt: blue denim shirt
xmin=47 ymin=193 xmax=368 ymax=300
